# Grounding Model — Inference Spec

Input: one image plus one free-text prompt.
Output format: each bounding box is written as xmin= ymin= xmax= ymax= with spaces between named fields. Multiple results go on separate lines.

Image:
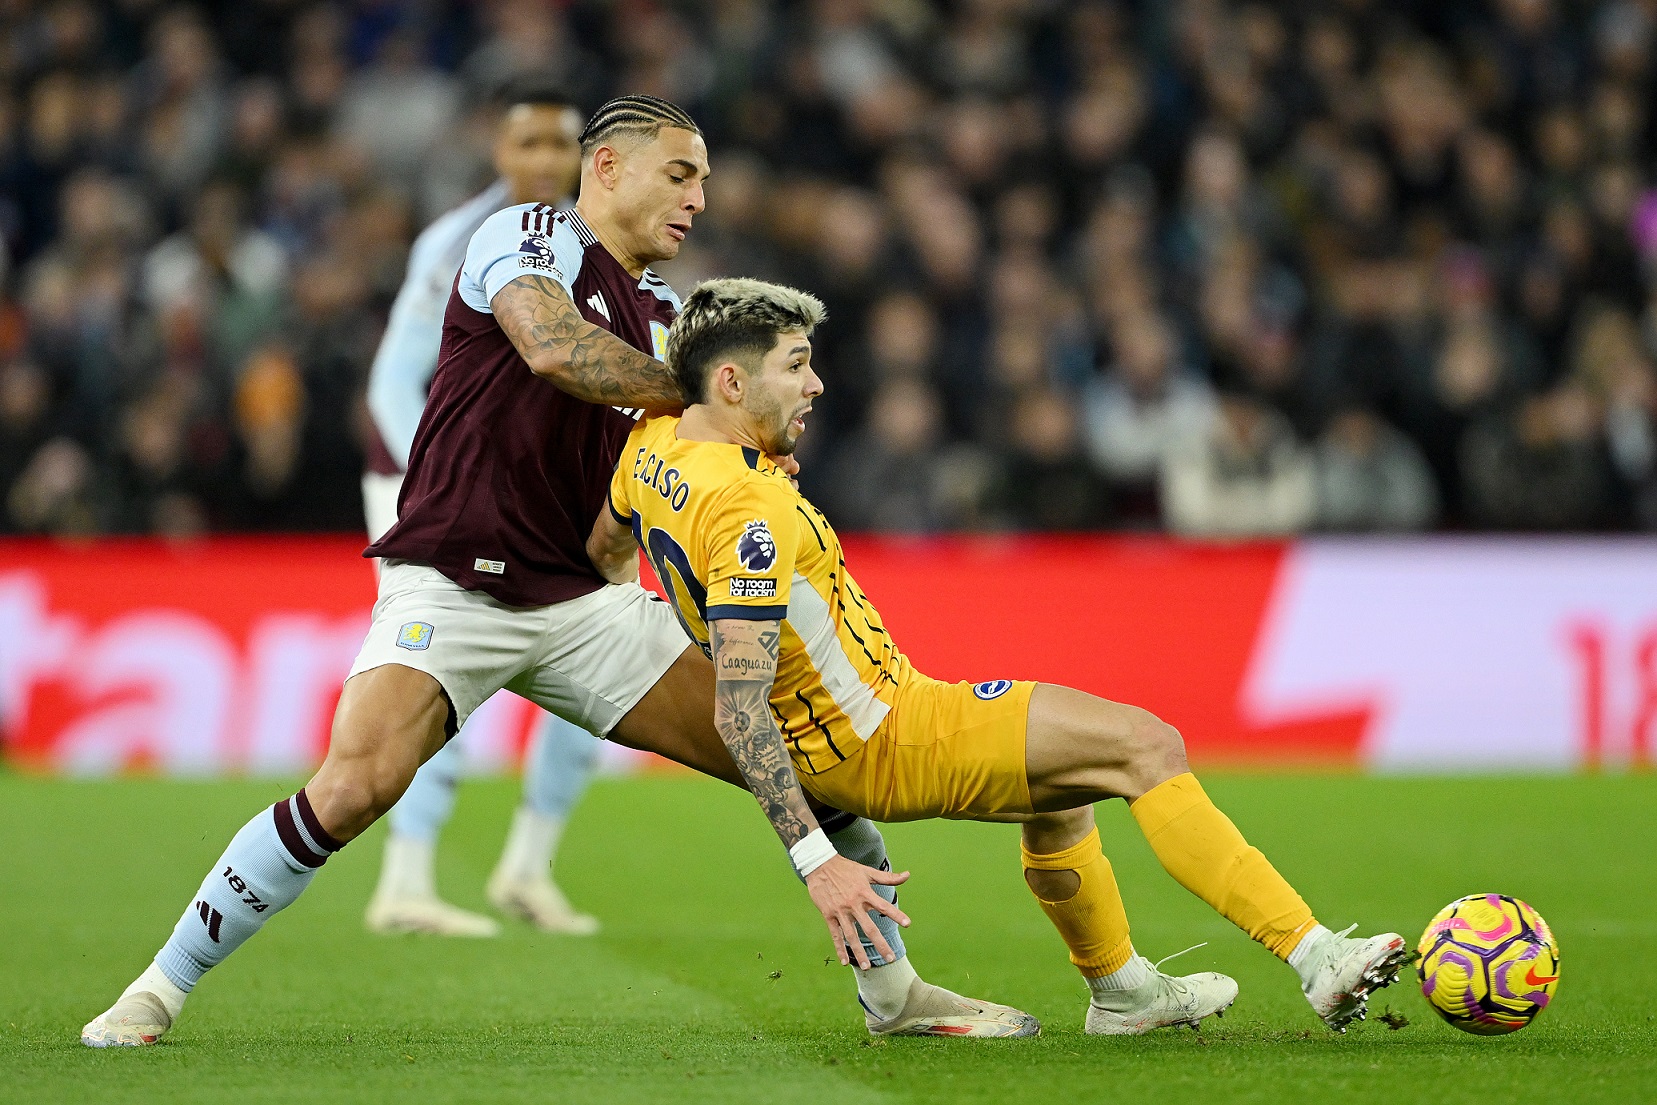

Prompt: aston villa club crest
xmin=397 ymin=621 xmax=435 ymax=651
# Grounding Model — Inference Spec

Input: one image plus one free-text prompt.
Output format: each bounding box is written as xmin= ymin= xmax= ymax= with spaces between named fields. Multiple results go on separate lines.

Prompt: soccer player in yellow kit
xmin=589 ymin=278 xmax=1410 ymax=1035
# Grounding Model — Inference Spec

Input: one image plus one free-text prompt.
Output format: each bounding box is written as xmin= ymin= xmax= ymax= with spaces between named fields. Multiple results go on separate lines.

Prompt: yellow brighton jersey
xmin=609 ymin=414 xmax=909 ymax=774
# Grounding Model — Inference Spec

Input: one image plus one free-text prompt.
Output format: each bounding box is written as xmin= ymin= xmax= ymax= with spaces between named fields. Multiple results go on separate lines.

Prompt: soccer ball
xmin=1417 ymin=894 xmax=1560 ymax=1035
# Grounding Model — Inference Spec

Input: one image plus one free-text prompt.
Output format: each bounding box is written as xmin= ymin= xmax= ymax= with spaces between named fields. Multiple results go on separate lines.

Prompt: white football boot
xmin=365 ymin=835 xmax=501 ymax=937
xmin=81 ymin=965 xmax=185 ymax=1048
xmin=486 ymin=870 xmax=600 ymax=935
xmin=1085 ymin=956 xmax=1239 ymax=1035
xmin=81 ymin=992 xmax=172 ymax=1048
xmin=365 ymin=891 xmax=501 ymax=937
xmin=865 ymin=979 xmax=1041 ymax=1038
xmin=1299 ymin=925 xmax=1410 ymax=1031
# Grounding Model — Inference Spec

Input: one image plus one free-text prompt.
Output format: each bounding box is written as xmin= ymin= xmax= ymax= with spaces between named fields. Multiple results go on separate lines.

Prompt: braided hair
xmin=578 ymin=94 xmax=701 ymax=156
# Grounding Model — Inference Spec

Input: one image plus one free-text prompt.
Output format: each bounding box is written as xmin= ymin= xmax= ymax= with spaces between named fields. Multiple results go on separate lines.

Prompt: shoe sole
xmin=81 ymin=1031 xmax=161 ymax=1048
xmin=874 ymin=1013 xmax=1040 ymax=1040
xmin=871 ymin=1013 xmax=1041 ymax=1038
xmin=1321 ymin=940 xmax=1411 ymax=1032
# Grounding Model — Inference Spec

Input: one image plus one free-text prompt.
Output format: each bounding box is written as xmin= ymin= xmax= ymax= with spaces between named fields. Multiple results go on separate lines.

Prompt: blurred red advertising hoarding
xmin=1 ymin=535 xmax=1653 ymax=775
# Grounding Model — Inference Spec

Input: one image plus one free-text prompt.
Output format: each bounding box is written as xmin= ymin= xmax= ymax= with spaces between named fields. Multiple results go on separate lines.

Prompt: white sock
xmin=123 ymin=960 xmax=188 ymax=1020
xmin=1087 ymin=953 xmax=1152 ymax=1000
xmin=494 ymin=807 xmax=563 ymax=884
xmin=856 ymin=955 xmax=918 ymax=1021
xmin=1288 ymin=924 xmax=1334 ymax=986
xmin=374 ymin=834 xmax=438 ymax=901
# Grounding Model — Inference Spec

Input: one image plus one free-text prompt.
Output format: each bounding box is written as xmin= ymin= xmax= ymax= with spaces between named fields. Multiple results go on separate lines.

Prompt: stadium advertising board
xmin=0 ymin=537 xmax=1652 ymax=775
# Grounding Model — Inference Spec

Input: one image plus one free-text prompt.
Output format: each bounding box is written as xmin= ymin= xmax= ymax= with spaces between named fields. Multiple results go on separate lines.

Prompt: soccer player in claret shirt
xmin=591 ymin=278 xmax=1412 ymax=1035
xmin=83 ymin=97 xmax=1035 ymax=1048
xmin=361 ymin=76 xmax=603 ymax=939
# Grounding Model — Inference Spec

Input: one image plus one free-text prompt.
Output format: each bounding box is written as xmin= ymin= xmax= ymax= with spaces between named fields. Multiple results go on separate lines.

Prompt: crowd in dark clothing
xmin=3 ymin=0 xmax=1656 ymax=538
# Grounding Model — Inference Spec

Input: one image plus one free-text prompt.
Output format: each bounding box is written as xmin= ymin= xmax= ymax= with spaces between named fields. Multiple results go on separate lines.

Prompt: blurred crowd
xmin=3 ymin=0 xmax=1657 ymax=538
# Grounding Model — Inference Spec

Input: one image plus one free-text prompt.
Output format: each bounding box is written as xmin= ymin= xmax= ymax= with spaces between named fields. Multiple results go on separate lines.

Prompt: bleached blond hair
xmin=667 ymin=277 xmax=826 ymax=404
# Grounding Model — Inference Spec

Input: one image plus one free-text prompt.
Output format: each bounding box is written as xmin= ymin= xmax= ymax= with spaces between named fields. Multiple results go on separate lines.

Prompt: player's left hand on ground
xmin=768 ymin=452 xmax=801 ymax=489
xmin=804 ymin=855 xmax=910 ymax=969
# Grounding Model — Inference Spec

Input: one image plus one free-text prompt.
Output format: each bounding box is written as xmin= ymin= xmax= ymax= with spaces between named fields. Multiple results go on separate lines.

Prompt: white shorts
xmin=362 ymin=471 xmax=403 ymax=545
xmin=347 ymin=559 xmax=690 ymax=737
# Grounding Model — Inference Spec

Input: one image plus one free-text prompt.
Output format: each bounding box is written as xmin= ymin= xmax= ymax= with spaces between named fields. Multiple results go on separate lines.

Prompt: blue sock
xmin=387 ymin=738 xmax=465 ymax=842
xmin=825 ymin=817 xmax=906 ymax=966
xmin=155 ymin=790 xmax=342 ymax=991
xmin=521 ymin=712 xmax=600 ymax=819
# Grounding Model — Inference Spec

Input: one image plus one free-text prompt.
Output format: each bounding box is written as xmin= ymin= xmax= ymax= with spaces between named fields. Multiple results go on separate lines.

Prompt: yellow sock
xmin=1021 ymin=827 xmax=1135 ymax=978
xmin=1129 ymin=773 xmax=1317 ymax=960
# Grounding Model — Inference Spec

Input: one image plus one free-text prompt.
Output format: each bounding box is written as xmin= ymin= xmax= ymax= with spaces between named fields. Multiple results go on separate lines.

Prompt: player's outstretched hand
xmin=804 ymin=855 xmax=911 ymax=969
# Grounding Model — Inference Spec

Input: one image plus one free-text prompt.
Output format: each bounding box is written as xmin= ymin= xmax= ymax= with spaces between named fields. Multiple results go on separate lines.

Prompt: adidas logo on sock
xmin=196 ymin=900 xmax=224 ymax=943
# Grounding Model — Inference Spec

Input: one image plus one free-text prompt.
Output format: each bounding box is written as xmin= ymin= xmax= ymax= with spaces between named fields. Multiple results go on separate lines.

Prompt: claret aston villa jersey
xmin=367 ymin=205 xmax=680 ymax=606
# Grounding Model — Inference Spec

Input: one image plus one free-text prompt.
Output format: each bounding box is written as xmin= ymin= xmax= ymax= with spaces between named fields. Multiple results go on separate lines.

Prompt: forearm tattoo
xmin=711 ymin=619 xmax=815 ymax=848
xmin=493 ymin=275 xmax=686 ymax=410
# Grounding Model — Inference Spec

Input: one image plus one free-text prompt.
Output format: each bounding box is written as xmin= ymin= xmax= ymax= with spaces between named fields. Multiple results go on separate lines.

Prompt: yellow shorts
xmin=802 ymin=674 xmax=1036 ymax=822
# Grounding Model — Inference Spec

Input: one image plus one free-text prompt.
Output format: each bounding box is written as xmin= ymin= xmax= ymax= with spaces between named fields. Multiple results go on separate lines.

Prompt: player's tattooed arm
xmin=492 ymin=274 xmax=686 ymax=410
xmin=709 ymin=618 xmax=816 ymax=848
xmin=713 ymin=618 xmax=911 ymax=968
xmin=586 ymin=505 xmax=639 ymax=584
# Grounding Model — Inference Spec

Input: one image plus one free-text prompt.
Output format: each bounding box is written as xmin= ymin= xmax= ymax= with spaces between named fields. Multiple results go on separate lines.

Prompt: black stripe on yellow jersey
xmin=609 ymin=414 xmax=909 ymax=770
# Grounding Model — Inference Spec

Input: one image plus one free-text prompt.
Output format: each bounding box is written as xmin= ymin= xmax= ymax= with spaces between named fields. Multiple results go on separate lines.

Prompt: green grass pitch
xmin=2 ymin=770 xmax=1653 ymax=1104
